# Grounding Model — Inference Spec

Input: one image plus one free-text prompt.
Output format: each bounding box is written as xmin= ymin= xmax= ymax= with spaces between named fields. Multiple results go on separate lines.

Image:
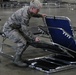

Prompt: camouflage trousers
xmin=3 ymin=28 xmax=28 ymax=56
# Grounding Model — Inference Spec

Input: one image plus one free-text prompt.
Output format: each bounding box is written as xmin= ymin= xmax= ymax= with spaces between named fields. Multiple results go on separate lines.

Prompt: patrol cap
xmin=30 ymin=0 xmax=42 ymax=9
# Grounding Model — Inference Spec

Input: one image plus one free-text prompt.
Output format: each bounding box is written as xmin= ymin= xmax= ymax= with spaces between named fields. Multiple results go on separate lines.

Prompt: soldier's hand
xmin=35 ymin=37 xmax=40 ymax=42
xmin=42 ymin=14 xmax=46 ymax=18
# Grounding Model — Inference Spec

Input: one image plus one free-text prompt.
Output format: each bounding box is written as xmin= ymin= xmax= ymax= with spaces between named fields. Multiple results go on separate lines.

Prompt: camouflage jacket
xmin=3 ymin=6 xmax=42 ymax=41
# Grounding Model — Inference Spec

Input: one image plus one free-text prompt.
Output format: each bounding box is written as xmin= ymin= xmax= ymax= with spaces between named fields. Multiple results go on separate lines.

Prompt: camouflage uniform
xmin=2 ymin=6 xmax=42 ymax=66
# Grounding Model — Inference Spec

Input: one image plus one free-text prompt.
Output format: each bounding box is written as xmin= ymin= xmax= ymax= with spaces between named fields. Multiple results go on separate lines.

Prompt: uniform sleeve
xmin=21 ymin=21 xmax=35 ymax=41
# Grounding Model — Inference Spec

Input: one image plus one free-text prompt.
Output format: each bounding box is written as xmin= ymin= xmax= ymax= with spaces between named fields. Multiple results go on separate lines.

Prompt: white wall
xmin=10 ymin=0 xmax=76 ymax=3
xmin=10 ymin=0 xmax=30 ymax=2
xmin=61 ymin=0 xmax=76 ymax=3
xmin=10 ymin=0 xmax=43 ymax=2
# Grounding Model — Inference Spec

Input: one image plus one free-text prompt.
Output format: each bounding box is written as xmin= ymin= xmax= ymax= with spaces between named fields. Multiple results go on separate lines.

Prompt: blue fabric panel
xmin=45 ymin=18 xmax=73 ymax=37
xmin=45 ymin=17 xmax=76 ymax=51
xmin=48 ymin=28 xmax=76 ymax=51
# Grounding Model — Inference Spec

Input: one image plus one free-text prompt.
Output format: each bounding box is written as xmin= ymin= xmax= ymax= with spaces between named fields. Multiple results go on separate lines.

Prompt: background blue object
xmin=45 ymin=17 xmax=76 ymax=51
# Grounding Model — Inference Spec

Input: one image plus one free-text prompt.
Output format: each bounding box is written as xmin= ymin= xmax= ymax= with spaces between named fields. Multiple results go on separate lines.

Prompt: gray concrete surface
xmin=0 ymin=6 xmax=76 ymax=75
